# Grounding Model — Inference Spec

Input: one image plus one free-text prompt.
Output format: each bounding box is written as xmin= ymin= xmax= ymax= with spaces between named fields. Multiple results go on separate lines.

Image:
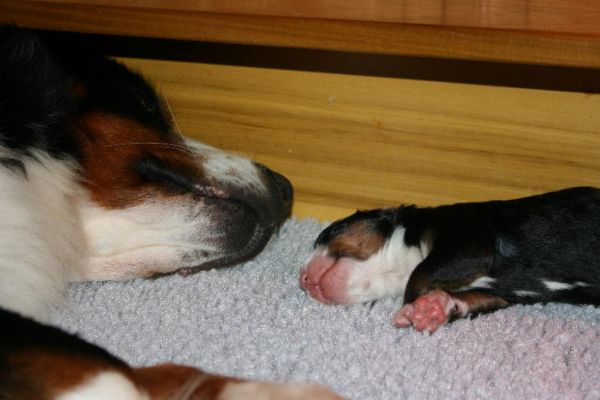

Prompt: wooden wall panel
xmin=120 ymin=58 xmax=600 ymax=221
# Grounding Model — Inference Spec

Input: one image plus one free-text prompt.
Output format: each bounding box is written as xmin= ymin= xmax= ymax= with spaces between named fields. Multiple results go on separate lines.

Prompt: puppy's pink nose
xmin=299 ymin=270 xmax=311 ymax=289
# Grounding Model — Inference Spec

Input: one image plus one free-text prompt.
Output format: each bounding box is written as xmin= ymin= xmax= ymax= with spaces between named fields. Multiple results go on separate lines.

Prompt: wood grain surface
xmin=1 ymin=0 xmax=599 ymax=68
xmin=118 ymin=58 xmax=600 ymax=221
xmin=30 ymin=0 xmax=600 ymax=35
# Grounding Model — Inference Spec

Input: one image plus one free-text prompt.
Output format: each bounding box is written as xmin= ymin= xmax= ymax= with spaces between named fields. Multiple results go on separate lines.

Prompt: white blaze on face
xmin=184 ymin=138 xmax=267 ymax=194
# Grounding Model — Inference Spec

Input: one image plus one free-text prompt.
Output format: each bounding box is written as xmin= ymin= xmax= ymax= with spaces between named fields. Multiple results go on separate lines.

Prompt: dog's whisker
xmin=103 ymin=142 xmax=194 ymax=157
xmin=164 ymin=97 xmax=184 ymax=136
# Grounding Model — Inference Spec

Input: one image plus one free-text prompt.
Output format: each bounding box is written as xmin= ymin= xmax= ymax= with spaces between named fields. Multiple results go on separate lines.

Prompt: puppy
xmin=0 ymin=26 xmax=340 ymax=399
xmin=301 ymin=187 xmax=600 ymax=333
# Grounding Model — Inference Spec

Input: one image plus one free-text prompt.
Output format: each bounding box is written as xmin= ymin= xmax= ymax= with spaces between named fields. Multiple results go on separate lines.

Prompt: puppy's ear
xmin=314 ymin=208 xmax=398 ymax=260
xmin=327 ymin=220 xmax=389 ymax=260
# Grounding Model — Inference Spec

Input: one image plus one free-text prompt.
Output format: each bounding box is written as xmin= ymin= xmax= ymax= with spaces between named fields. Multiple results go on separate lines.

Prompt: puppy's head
xmin=300 ymin=207 xmax=430 ymax=304
xmin=67 ymin=56 xmax=292 ymax=279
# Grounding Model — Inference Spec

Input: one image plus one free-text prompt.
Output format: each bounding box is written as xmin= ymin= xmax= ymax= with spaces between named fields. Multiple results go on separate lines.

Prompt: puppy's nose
xmin=256 ymin=163 xmax=293 ymax=222
xmin=299 ymin=269 xmax=310 ymax=289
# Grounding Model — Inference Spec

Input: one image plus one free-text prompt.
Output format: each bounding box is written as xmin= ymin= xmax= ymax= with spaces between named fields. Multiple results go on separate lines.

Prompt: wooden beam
xmin=1 ymin=0 xmax=599 ymax=68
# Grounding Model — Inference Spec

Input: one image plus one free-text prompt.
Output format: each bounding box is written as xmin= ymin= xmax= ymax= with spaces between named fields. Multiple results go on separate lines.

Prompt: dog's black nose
xmin=256 ymin=163 xmax=293 ymax=222
xmin=268 ymin=169 xmax=293 ymax=204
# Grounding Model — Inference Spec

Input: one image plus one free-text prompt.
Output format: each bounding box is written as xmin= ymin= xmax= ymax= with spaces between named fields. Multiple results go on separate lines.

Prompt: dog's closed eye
xmin=133 ymin=154 xmax=199 ymax=195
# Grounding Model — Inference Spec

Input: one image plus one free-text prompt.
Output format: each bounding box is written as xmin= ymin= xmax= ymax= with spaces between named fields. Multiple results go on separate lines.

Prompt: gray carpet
xmin=49 ymin=218 xmax=600 ymax=400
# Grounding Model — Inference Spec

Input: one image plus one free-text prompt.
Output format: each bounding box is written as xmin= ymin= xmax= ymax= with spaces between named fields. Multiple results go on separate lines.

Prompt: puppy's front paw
xmin=393 ymin=289 xmax=456 ymax=334
xmin=219 ymin=382 xmax=344 ymax=400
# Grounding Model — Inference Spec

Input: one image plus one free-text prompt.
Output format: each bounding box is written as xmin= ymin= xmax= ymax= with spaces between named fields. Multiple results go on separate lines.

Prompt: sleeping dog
xmin=0 ymin=27 xmax=340 ymax=399
xmin=301 ymin=187 xmax=600 ymax=333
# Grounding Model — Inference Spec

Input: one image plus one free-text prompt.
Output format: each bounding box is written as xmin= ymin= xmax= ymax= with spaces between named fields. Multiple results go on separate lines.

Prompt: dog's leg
xmin=135 ymin=364 xmax=342 ymax=400
xmin=392 ymin=241 xmax=507 ymax=333
xmin=2 ymin=309 xmax=342 ymax=400
xmin=393 ymin=289 xmax=509 ymax=333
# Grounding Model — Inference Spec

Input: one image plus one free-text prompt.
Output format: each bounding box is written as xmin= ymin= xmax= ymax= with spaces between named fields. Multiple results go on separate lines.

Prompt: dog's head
xmin=60 ymin=51 xmax=292 ymax=279
xmin=300 ymin=207 xmax=430 ymax=304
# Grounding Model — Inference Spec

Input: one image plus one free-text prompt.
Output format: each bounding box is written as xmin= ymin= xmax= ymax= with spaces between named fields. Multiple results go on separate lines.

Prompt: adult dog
xmin=0 ymin=27 xmax=339 ymax=399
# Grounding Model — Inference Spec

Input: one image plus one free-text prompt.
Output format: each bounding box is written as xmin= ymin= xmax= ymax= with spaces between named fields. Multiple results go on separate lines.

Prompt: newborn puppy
xmin=300 ymin=187 xmax=600 ymax=333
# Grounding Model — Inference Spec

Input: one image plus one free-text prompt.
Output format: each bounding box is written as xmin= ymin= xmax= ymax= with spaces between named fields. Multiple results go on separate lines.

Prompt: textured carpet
xmin=49 ymin=218 xmax=600 ymax=400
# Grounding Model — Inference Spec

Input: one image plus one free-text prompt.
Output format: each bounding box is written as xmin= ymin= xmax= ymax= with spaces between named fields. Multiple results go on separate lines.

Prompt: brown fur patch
xmin=7 ymin=349 xmax=134 ymax=399
xmin=451 ymin=290 xmax=510 ymax=317
xmin=74 ymin=111 xmax=203 ymax=208
xmin=134 ymin=364 xmax=241 ymax=400
xmin=327 ymin=221 xmax=387 ymax=260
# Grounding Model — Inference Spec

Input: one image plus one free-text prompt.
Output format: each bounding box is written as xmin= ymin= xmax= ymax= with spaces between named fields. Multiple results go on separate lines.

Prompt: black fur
xmin=0 ymin=26 xmax=183 ymax=187
xmin=319 ymin=187 xmax=600 ymax=309
xmin=0 ymin=26 xmax=171 ymax=148
xmin=0 ymin=26 xmax=77 ymax=159
xmin=400 ymin=187 xmax=600 ymax=305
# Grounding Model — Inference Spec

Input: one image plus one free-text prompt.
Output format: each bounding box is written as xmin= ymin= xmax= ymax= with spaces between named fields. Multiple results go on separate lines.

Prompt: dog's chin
xmin=81 ymin=192 xmax=288 ymax=280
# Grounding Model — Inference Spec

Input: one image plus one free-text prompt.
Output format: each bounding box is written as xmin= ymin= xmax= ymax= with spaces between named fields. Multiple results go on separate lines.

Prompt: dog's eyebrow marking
xmin=164 ymin=96 xmax=183 ymax=136
xmin=542 ymin=280 xmax=574 ymax=291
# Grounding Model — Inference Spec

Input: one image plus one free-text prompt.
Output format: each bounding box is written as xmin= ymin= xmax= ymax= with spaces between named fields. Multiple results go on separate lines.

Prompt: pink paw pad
xmin=393 ymin=290 xmax=455 ymax=334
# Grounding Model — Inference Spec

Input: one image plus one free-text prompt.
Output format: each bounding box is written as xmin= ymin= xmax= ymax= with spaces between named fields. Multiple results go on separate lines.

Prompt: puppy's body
xmin=0 ymin=27 xmax=340 ymax=398
xmin=301 ymin=187 xmax=600 ymax=333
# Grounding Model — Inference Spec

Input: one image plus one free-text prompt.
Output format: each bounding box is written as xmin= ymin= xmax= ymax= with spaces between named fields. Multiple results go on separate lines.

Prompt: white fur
xmin=56 ymin=371 xmax=148 ymax=400
xmin=344 ymin=227 xmax=429 ymax=303
xmin=0 ymin=150 xmax=85 ymax=321
xmin=185 ymin=138 xmax=266 ymax=193
xmin=455 ymin=276 xmax=497 ymax=292
xmin=542 ymin=280 xmax=574 ymax=291
xmin=80 ymin=198 xmax=215 ymax=280
xmin=514 ymin=290 xmax=540 ymax=297
xmin=469 ymin=276 xmax=496 ymax=289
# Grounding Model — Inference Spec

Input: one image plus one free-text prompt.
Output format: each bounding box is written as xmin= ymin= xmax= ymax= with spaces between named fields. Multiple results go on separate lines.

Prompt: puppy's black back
xmin=410 ymin=187 xmax=600 ymax=305
xmin=491 ymin=187 xmax=600 ymax=304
